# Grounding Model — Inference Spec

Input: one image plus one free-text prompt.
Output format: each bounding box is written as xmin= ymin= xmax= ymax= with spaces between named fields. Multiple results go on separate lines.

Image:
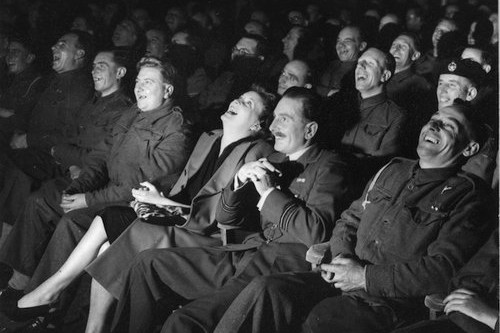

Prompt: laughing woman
xmin=13 ymin=84 xmax=276 ymax=333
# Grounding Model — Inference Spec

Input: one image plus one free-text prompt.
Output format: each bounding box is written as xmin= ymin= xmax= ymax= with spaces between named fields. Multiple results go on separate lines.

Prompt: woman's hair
xmin=249 ymin=83 xmax=278 ymax=138
xmin=136 ymin=56 xmax=177 ymax=85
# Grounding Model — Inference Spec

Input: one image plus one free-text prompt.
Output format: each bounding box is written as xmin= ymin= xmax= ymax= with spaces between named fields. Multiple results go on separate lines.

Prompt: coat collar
xmin=410 ymin=160 xmax=460 ymax=185
xmin=358 ymin=92 xmax=387 ymax=110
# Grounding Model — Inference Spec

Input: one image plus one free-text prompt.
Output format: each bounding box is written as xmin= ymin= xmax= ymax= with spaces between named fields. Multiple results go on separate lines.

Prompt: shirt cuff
xmin=257 ymin=188 xmax=275 ymax=211
xmin=233 ymin=175 xmax=249 ymax=191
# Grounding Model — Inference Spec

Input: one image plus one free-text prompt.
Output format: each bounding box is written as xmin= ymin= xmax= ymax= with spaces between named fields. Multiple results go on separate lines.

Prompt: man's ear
xmin=465 ymin=87 xmax=478 ymax=101
xmin=304 ymin=83 xmax=312 ymax=89
xmin=411 ymin=50 xmax=421 ymax=61
xmin=75 ymin=49 xmax=85 ymax=61
xmin=163 ymin=83 xmax=174 ymax=99
xmin=304 ymin=121 xmax=318 ymax=141
xmin=462 ymin=140 xmax=480 ymax=157
xmin=482 ymin=64 xmax=491 ymax=73
xmin=116 ymin=67 xmax=127 ymax=79
xmin=359 ymin=41 xmax=367 ymax=52
xmin=380 ymin=69 xmax=392 ymax=83
xmin=26 ymin=53 xmax=35 ymax=64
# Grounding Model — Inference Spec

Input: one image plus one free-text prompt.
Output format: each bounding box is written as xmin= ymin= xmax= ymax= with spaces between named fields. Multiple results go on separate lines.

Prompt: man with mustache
xmin=214 ymin=100 xmax=494 ymax=333
xmin=110 ymin=87 xmax=351 ymax=333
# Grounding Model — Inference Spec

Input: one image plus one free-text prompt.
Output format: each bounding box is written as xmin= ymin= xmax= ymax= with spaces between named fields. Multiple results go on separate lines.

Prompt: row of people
xmin=0 ymin=86 xmax=496 ymax=333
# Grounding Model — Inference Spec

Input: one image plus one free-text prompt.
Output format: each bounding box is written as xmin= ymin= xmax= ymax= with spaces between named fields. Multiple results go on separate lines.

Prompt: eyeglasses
xmin=279 ymin=71 xmax=299 ymax=83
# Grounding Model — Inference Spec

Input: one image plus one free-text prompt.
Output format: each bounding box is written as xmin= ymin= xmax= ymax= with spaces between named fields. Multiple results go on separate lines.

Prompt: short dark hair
xmin=97 ymin=48 xmax=133 ymax=69
xmin=240 ymin=33 xmax=268 ymax=57
xmin=342 ymin=25 xmax=367 ymax=43
xmin=381 ymin=49 xmax=396 ymax=77
xmin=282 ymin=87 xmax=322 ymax=124
xmin=8 ymin=33 xmax=35 ymax=54
xmin=397 ymin=31 xmax=422 ymax=53
xmin=250 ymin=83 xmax=278 ymax=137
xmin=451 ymin=98 xmax=487 ymax=148
xmin=69 ymin=30 xmax=95 ymax=65
xmin=136 ymin=56 xmax=177 ymax=86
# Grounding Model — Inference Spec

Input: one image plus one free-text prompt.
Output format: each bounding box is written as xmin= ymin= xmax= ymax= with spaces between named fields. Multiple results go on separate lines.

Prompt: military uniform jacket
xmin=26 ymin=68 xmax=94 ymax=152
xmin=0 ymin=67 xmax=45 ymax=131
xmin=65 ymin=101 xmax=190 ymax=207
xmin=51 ymin=90 xmax=132 ymax=170
xmin=341 ymin=93 xmax=406 ymax=158
xmin=217 ymin=144 xmax=350 ymax=249
xmin=170 ymin=130 xmax=274 ymax=235
xmin=329 ymin=158 xmax=494 ymax=310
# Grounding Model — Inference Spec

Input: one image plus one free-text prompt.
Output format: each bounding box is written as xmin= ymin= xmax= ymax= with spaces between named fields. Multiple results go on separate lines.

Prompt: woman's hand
xmin=444 ymin=288 xmax=498 ymax=329
xmin=132 ymin=181 xmax=164 ymax=205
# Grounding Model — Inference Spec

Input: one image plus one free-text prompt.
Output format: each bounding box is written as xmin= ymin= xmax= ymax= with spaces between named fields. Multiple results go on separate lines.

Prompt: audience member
xmin=0 ymin=35 xmax=44 ymax=150
xmin=387 ymin=32 xmax=434 ymax=157
xmin=338 ymin=47 xmax=406 ymax=190
xmin=109 ymin=87 xmax=350 ymax=333
xmin=196 ymin=34 xmax=267 ymax=131
xmin=317 ymin=25 xmax=367 ymax=97
xmin=277 ymin=60 xmax=312 ymax=96
xmin=391 ymin=228 xmax=498 ymax=333
xmin=164 ymin=6 xmax=188 ymax=35
xmin=416 ymin=18 xmax=459 ymax=83
xmin=0 ymin=2 xmax=496 ymax=332
xmin=214 ymin=101 xmax=494 ymax=333
xmin=144 ymin=25 xmax=169 ymax=59
xmin=0 ymin=57 xmax=190 ymax=310
xmin=0 ymin=31 xmax=94 ymax=226
xmin=6 ymin=87 xmax=276 ymax=331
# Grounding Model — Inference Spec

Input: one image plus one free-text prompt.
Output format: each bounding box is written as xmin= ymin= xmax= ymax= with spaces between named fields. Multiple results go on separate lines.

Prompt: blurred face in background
xmin=6 ymin=41 xmax=34 ymax=75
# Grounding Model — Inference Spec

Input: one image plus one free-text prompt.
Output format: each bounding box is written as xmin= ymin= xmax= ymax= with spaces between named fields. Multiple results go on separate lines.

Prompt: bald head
xmin=277 ymin=60 xmax=312 ymax=95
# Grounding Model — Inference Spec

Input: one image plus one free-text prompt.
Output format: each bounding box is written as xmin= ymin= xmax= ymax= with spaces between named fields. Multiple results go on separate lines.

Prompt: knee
xmin=248 ymin=275 xmax=292 ymax=296
xmin=163 ymin=308 xmax=203 ymax=333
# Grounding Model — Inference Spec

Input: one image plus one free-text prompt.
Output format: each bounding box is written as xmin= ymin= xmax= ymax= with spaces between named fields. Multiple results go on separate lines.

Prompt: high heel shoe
xmin=4 ymin=302 xmax=56 ymax=322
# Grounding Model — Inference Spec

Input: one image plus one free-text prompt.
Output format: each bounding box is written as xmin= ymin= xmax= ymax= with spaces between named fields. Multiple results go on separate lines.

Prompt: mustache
xmin=272 ymin=131 xmax=285 ymax=138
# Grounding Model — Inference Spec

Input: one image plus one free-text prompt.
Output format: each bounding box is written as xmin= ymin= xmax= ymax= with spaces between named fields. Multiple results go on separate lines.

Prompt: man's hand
xmin=10 ymin=133 xmax=28 ymax=149
xmin=0 ymin=108 xmax=14 ymax=118
xmin=237 ymin=159 xmax=281 ymax=183
xmin=320 ymin=256 xmax=366 ymax=292
xmin=69 ymin=165 xmax=82 ymax=180
xmin=60 ymin=193 xmax=88 ymax=213
xmin=444 ymin=289 xmax=498 ymax=329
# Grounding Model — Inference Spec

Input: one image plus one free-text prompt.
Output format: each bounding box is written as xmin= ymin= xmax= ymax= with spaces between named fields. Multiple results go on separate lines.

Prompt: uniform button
xmin=374 ymin=240 xmax=380 ymax=246
xmin=407 ymin=183 xmax=414 ymax=190
xmin=383 ymin=219 xmax=389 ymax=224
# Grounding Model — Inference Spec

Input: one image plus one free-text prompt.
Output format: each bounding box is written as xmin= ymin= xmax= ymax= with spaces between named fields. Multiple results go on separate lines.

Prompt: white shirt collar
xmin=287 ymin=145 xmax=312 ymax=161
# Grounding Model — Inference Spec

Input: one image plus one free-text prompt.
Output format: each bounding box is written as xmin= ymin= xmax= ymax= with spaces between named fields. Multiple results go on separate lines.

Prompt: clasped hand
xmin=60 ymin=193 xmax=88 ymax=213
xmin=236 ymin=158 xmax=282 ymax=195
xmin=10 ymin=133 xmax=28 ymax=149
xmin=320 ymin=256 xmax=366 ymax=292
xmin=131 ymin=181 xmax=164 ymax=205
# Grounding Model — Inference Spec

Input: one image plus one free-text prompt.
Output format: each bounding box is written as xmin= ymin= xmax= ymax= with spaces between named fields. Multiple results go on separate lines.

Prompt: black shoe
xmin=0 ymin=287 xmax=24 ymax=309
xmin=0 ymin=264 xmax=12 ymax=290
xmin=4 ymin=303 xmax=55 ymax=322
xmin=19 ymin=317 xmax=55 ymax=333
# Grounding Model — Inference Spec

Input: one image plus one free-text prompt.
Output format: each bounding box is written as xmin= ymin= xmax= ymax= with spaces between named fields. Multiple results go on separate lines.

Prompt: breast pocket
xmin=385 ymin=205 xmax=447 ymax=260
xmin=363 ymin=124 xmax=387 ymax=137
